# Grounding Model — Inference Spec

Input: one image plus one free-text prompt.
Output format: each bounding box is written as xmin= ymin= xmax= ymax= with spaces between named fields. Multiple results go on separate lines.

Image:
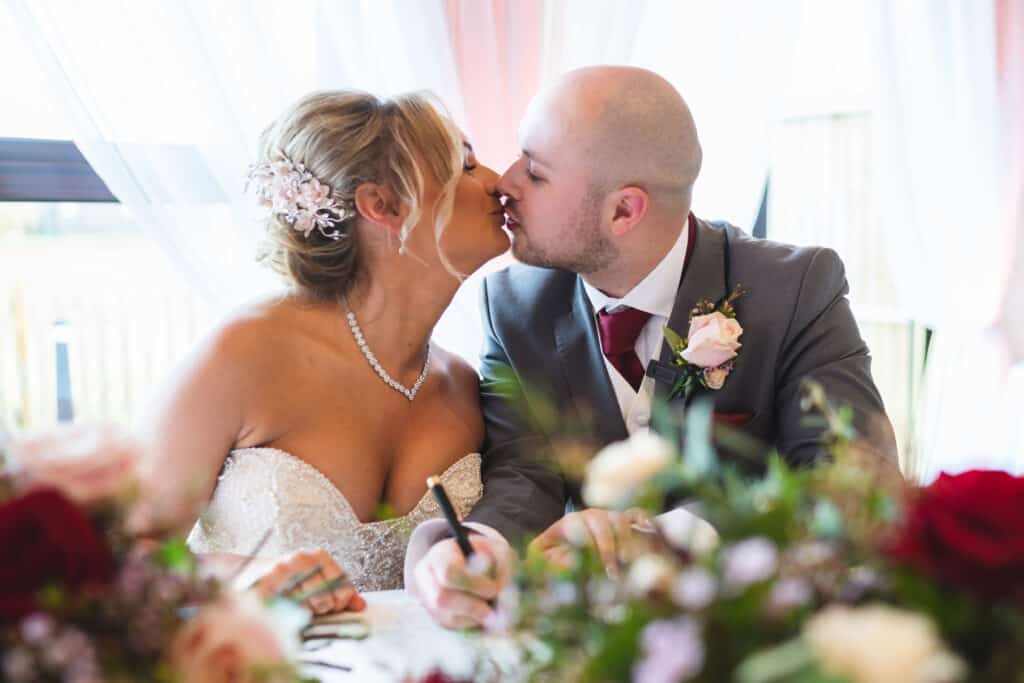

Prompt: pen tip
xmin=426 ymin=476 xmax=440 ymax=488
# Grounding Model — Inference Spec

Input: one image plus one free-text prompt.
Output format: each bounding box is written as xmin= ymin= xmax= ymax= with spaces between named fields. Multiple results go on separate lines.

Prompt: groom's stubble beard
xmin=510 ymin=184 xmax=618 ymax=274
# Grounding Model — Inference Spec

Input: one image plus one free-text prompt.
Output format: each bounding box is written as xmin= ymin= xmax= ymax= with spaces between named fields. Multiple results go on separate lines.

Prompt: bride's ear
xmin=354 ymin=183 xmax=404 ymax=233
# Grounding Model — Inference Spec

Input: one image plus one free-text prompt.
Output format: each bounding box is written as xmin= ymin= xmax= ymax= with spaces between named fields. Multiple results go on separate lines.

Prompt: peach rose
xmin=804 ymin=604 xmax=966 ymax=683
xmin=169 ymin=591 xmax=307 ymax=683
xmin=9 ymin=424 xmax=140 ymax=507
xmin=680 ymin=312 xmax=742 ymax=369
xmin=702 ymin=365 xmax=731 ymax=390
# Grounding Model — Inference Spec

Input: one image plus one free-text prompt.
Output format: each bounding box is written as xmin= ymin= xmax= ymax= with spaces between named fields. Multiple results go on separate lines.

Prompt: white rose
xmin=804 ymin=604 xmax=966 ymax=683
xmin=626 ymin=555 xmax=676 ymax=597
xmin=582 ymin=431 xmax=675 ymax=510
xmin=656 ymin=507 xmax=720 ymax=556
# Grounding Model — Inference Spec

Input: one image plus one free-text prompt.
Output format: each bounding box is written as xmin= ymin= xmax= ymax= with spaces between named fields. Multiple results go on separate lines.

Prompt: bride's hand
xmin=255 ymin=549 xmax=366 ymax=615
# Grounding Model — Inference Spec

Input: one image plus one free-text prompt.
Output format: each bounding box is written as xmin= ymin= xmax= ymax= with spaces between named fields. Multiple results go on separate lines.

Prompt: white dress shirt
xmin=581 ymin=223 xmax=690 ymax=434
xmin=404 ymin=223 xmax=693 ymax=588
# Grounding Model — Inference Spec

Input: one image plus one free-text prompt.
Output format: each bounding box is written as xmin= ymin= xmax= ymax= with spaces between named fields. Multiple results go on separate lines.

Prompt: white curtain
xmin=542 ymin=0 xmax=805 ymax=230
xmin=440 ymin=0 xmax=806 ymax=362
xmin=868 ymin=0 xmax=1022 ymax=479
xmin=13 ymin=0 xmax=805 ymax=364
xmin=9 ymin=0 xmax=467 ymax=318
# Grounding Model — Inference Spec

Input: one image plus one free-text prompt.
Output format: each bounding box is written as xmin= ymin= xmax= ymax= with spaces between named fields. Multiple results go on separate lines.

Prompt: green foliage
xmin=735 ymin=639 xmax=844 ymax=683
xmin=153 ymin=537 xmax=195 ymax=572
xmin=505 ymin=381 xmax=1024 ymax=683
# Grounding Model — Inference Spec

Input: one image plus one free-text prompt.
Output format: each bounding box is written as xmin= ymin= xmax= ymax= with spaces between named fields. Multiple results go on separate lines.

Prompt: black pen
xmin=426 ymin=476 xmax=475 ymax=558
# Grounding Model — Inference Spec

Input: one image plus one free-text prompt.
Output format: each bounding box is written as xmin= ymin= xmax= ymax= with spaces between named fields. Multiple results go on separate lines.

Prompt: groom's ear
xmin=609 ymin=187 xmax=649 ymax=237
xmin=354 ymin=183 xmax=404 ymax=232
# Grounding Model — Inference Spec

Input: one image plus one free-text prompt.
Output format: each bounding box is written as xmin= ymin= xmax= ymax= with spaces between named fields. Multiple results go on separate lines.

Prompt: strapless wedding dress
xmin=187 ymin=447 xmax=483 ymax=591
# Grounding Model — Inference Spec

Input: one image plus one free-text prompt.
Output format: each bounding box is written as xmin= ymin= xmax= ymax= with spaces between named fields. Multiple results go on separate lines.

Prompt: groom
xmin=406 ymin=66 xmax=897 ymax=628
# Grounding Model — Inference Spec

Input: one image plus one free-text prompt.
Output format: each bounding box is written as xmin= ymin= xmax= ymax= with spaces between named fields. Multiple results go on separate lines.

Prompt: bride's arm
xmin=131 ymin=317 xmax=267 ymax=535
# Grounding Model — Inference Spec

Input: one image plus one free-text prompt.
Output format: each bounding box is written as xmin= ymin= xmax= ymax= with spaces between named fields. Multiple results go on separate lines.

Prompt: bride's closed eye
xmin=462 ymin=140 xmax=478 ymax=174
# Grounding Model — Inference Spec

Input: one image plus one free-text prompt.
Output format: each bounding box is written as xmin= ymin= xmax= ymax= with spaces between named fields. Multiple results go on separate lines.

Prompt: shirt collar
xmin=583 ymin=222 xmax=690 ymax=319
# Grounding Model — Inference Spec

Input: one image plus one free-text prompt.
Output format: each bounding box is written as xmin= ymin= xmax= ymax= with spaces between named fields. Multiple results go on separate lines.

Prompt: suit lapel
xmin=654 ymin=216 xmax=729 ymax=402
xmin=554 ymin=279 xmax=629 ymax=447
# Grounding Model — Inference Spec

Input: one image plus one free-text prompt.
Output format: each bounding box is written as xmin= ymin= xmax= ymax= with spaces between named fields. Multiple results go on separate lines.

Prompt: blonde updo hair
xmin=256 ymin=90 xmax=465 ymax=300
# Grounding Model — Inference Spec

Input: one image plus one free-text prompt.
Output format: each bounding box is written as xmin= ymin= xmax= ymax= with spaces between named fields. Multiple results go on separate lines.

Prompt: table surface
xmin=298 ymin=590 xmax=511 ymax=682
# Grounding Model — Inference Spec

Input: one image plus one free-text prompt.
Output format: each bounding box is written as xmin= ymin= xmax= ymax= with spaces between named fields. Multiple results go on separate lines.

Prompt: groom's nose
xmin=496 ymin=166 xmax=519 ymax=202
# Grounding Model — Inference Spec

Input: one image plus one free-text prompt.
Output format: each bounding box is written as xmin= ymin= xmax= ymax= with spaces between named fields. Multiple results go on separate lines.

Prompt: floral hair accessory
xmin=246 ymin=151 xmax=351 ymax=240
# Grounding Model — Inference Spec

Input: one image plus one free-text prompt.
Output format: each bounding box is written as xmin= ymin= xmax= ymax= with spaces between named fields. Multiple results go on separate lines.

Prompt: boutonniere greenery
xmin=663 ymin=284 xmax=748 ymax=400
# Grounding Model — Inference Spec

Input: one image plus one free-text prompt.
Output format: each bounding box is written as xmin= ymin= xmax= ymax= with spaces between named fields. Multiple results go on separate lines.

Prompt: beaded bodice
xmin=186 ymin=448 xmax=482 ymax=592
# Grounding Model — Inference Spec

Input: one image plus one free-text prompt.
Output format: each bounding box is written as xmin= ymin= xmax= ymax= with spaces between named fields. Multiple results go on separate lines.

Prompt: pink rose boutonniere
xmin=663 ymin=284 xmax=747 ymax=400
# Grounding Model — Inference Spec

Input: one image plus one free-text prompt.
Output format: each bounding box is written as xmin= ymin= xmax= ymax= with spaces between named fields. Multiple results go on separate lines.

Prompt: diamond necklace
xmin=345 ymin=305 xmax=431 ymax=401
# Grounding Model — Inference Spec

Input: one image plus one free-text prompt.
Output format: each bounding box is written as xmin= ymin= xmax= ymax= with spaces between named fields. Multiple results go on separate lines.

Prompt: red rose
xmin=0 ymin=487 xmax=115 ymax=621
xmin=408 ymin=670 xmax=472 ymax=683
xmin=888 ymin=469 xmax=1024 ymax=601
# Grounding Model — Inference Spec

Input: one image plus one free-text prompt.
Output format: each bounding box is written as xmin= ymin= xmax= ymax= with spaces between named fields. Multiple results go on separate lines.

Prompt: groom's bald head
xmin=523 ymin=65 xmax=702 ymax=210
xmin=501 ymin=66 xmax=701 ymax=284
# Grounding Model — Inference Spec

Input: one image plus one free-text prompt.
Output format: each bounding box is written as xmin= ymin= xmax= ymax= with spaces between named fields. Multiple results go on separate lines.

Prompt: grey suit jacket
xmin=466 ymin=216 xmax=897 ymax=544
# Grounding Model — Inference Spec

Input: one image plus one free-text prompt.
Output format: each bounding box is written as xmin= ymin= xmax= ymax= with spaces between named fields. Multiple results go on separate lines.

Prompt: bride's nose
xmin=479 ymin=165 xmax=501 ymax=196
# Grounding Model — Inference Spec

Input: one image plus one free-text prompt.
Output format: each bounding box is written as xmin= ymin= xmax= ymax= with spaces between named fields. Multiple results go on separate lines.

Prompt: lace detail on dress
xmin=186 ymin=448 xmax=483 ymax=592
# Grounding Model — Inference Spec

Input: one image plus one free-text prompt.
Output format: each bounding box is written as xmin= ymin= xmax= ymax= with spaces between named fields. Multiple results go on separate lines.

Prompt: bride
xmin=136 ymin=89 xmax=509 ymax=613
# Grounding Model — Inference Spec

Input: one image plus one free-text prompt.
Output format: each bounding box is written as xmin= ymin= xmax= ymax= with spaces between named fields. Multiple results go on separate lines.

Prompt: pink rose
xmin=169 ymin=591 xmax=304 ymax=683
xmin=9 ymin=425 xmax=141 ymax=507
xmin=680 ymin=312 xmax=742 ymax=368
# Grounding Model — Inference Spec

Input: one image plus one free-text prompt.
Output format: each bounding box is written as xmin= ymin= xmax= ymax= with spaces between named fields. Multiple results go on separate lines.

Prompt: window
xmin=0 ymin=197 xmax=211 ymax=430
xmin=766 ymin=2 xmax=925 ymax=461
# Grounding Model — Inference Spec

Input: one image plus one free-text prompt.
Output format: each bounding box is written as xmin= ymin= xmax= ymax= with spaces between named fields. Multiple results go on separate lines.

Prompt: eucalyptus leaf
xmin=811 ymin=499 xmax=844 ymax=539
xmin=662 ymin=325 xmax=687 ymax=353
xmin=649 ymin=398 xmax=683 ymax=450
xmin=734 ymin=638 xmax=815 ymax=683
xmin=683 ymin=396 xmax=718 ymax=478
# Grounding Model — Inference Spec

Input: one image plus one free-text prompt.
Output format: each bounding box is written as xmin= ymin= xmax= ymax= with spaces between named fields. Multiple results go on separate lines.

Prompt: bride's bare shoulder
xmin=190 ymin=293 xmax=317 ymax=371
xmin=429 ymin=345 xmax=480 ymax=398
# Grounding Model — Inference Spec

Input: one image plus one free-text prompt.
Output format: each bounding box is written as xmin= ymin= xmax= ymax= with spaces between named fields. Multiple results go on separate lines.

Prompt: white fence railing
xmin=1 ymin=236 xmax=211 ymax=431
xmin=769 ymin=112 xmax=923 ymax=463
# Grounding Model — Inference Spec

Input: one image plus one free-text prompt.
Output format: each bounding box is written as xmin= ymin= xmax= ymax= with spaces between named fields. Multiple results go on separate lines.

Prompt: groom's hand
xmin=528 ymin=509 xmax=631 ymax=578
xmin=413 ymin=535 xmax=514 ymax=630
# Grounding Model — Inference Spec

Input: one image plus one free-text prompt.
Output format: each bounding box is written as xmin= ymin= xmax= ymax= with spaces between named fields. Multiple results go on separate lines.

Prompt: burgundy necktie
xmin=597 ymin=306 xmax=652 ymax=391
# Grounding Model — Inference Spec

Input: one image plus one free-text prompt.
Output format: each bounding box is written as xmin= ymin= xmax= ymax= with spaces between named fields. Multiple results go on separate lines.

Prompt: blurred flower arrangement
xmin=0 ymin=426 xmax=316 ymax=683
xmin=501 ymin=384 xmax=1024 ymax=683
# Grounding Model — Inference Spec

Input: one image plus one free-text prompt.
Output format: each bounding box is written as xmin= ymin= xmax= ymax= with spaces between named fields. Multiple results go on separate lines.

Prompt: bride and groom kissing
xmin=133 ymin=65 xmax=897 ymax=628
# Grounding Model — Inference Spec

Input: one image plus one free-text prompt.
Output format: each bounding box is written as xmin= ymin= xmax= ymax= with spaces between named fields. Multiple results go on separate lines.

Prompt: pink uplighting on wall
xmin=446 ymin=0 xmax=543 ymax=171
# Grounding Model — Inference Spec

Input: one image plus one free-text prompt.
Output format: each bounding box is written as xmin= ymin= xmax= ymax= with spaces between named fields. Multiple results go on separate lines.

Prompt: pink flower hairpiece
xmin=246 ymin=151 xmax=351 ymax=240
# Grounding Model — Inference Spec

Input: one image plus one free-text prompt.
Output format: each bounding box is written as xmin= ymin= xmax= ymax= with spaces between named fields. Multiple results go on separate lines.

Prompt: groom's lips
xmin=504 ymin=212 xmax=521 ymax=230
